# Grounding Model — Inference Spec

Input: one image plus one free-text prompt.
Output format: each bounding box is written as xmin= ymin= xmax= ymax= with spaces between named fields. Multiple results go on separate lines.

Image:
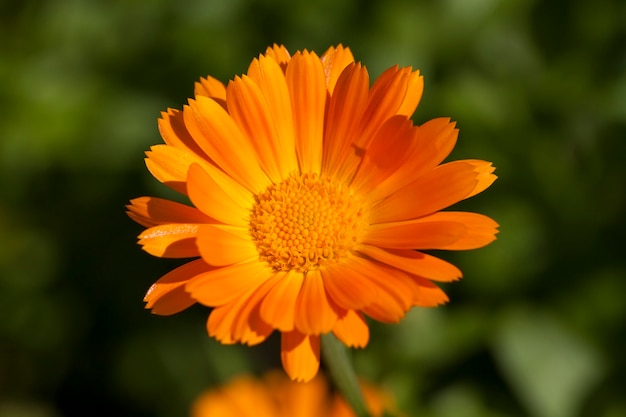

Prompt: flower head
xmin=191 ymin=372 xmax=396 ymax=417
xmin=127 ymin=44 xmax=498 ymax=382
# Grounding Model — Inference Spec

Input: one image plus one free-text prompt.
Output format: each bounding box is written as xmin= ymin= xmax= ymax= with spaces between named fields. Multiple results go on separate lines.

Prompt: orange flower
xmin=127 ymin=44 xmax=498 ymax=382
xmin=190 ymin=372 xmax=397 ymax=417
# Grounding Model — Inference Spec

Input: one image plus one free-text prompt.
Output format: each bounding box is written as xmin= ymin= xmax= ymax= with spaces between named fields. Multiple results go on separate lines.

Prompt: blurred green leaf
xmin=493 ymin=308 xmax=605 ymax=417
xmin=429 ymin=383 xmax=507 ymax=417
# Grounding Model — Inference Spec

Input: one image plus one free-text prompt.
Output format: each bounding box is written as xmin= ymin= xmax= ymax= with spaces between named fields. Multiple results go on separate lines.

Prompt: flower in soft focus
xmin=127 ymin=44 xmax=498 ymax=381
xmin=191 ymin=372 xmax=397 ymax=417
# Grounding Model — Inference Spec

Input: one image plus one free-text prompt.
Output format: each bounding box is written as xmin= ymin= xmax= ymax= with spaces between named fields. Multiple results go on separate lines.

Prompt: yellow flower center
xmin=250 ymin=173 xmax=366 ymax=272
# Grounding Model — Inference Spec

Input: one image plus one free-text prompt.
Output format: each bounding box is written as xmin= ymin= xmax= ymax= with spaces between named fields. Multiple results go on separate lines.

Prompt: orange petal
xmin=144 ymin=258 xmax=210 ymax=314
xmin=196 ymin=224 xmax=258 ymax=266
xmin=350 ymin=256 xmax=416 ymax=321
xmin=464 ymin=159 xmax=497 ymax=198
xmin=226 ymin=75 xmax=283 ymax=182
xmin=294 ymin=269 xmax=339 ymax=335
xmin=207 ymin=284 xmax=274 ymax=346
xmin=364 ymin=219 xmax=464 ymax=250
xmin=396 ymin=70 xmax=424 ymax=117
xmin=246 ymin=54 xmax=298 ymax=176
xmin=148 ymin=285 xmax=196 ymax=316
xmin=207 ymin=303 xmax=240 ymax=345
xmin=357 ymin=245 xmax=462 ymax=282
xmin=138 ymin=223 xmax=199 ymax=258
xmin=158 ymin=108 xmax=210 ymax=158
xmin=259 ymin=270 xmax=303 ymax=331
xmin=365 ymin=118 xmax=458 ymax=203
xmin=320 ymin=260 xmax=377 ymax=310
xmin=186 ymin=163 xmax=253 ymax=227
xmin=349 ymin=115 xmax=416 ymax=193
xmin=126 ymin=196 xmax=213 ymax=228
xmin=263 ymin=44 xmax=291 ymax=70
xmin=207 ymin=274 xmax=282 ymax=345
xmin=362 ymin=301 xmax=406 ymax=323
xmin=183 ymin=96 xmax=270 ymax=193
xmin=207 ymin=302 xmax=246 ymax=345
xmin=412 ymin=118 xmax=460 ymax=172
xmin=286 ymin=51 xmax=326 ymax=174
xmin=191 ymin=376 xmax=276 ymax=417
xmin=281 ymin=331 xmax=320 ymax=382
xmin=332 ymin=310 xmax=369 ymax=348
xmin=321 ymin=63 xmax=369 ymax=181
xmin=364 ymin=212 xmax=498 ymax=250
xmin=144 ymin=144 xmax=212 ymax=195
xmin=194 ymin=75 xmax=227 ymax=106
xmin=186 ymin=260 xmax=273 ymax=307
xmin=370 ymin=161 xmax=484 ymax=223
xmin=412 ymin=277 xmax=449 ymax=307
xmin=233 ymin=287 xmax=275 ymax=346
xmin=269 ymin=371 xmax=329 ymax=417
xmin=320 ymin=44 xmax=355 ymax=93
xmin=352 ymin=65 xmax=412 ymax=150
xmin=427 ymin=212 xmax=499 ymax=250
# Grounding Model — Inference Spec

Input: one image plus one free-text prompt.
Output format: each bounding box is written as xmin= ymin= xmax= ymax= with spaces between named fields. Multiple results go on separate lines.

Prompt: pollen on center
xmin=249 ymin=173 xmax=366 ymax=272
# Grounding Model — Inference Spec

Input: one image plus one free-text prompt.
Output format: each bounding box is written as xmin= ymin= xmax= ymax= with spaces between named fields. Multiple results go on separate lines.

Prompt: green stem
xmin=321 ymin=333 xmax=372 ymax=417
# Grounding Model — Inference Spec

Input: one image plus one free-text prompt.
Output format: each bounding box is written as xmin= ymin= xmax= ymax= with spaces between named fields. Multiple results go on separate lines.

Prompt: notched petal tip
xmin=281 ymin=332 xmax=320 ymax=382
xmin=263 ymin=44 xmax=291 ymax=70
xmin=467 ymin=160 xmax=497 ymax=198
xmin=332 ymin=310 xmax=369 ymax=348
xmin=412 ymin=279 xmax=450 ymax=307
xmin=194 ymin=75 xmax=227 ymax=102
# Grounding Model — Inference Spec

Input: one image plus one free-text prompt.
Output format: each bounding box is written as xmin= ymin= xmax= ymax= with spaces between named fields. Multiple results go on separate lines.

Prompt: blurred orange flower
xmin=191 ymin=372 xmax=397 ymax=417
xmin=127 ymin=44 xmax=498 ymax=381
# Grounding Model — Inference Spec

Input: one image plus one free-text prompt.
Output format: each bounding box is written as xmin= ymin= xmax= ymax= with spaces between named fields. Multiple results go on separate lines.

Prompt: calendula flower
xmin=191 ymin=372 xmax=397 ymax=417
xmin=127 ymin=44 xmax=498 ymax=382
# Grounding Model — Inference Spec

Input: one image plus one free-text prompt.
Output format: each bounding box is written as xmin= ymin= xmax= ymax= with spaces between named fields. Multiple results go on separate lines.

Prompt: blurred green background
xmin=1 ymin=0 xmax=625 ymax=416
